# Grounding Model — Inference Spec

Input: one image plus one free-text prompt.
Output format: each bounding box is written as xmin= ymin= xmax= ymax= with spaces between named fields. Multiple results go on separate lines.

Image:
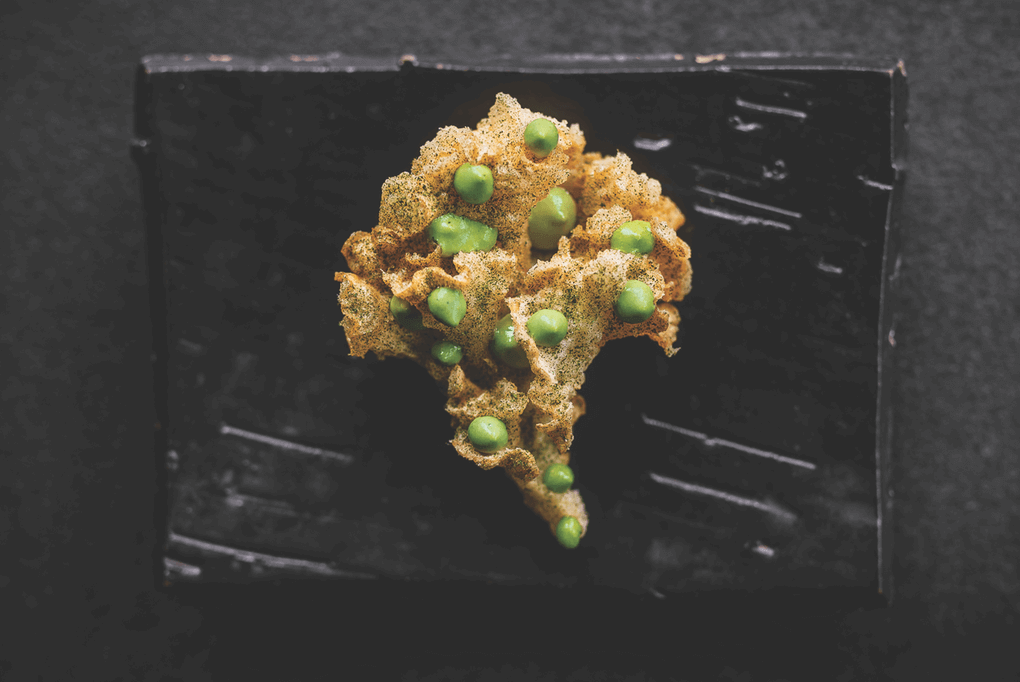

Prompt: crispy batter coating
xmin=335 ymin=93 xmax=691 ymax=545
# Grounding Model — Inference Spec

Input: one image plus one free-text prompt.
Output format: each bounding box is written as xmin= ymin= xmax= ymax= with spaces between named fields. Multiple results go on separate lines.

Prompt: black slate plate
xmin=134 ymin=52 xmax=905 ymax=604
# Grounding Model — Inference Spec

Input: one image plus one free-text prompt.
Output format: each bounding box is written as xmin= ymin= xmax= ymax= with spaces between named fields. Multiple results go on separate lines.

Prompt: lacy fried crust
xmin=335 ymin=93 xmax=691 ymax=544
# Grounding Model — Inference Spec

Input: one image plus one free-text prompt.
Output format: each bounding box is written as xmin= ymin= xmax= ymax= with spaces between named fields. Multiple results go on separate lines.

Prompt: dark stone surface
xmin=140 ymin=55 xmax=901 ymax=599
xmin=2 ymin=1 xmax=1018 ymax=680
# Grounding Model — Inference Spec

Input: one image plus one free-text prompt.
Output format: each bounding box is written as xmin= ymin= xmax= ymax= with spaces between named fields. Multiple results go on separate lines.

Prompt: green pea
xmin=614 ymin=280 xmax=656 ymax=323
xmin=528 ymin=187 xmax=577 ymax=250
xmin=453 ymin=163 xmax=494 ymax=204
xmin=526 ymin=309 xmax=568 ymax=347
xmin=491 ymin=313 xmax=530 ymax=369
xmin=427 ymin=287 xmax=467 ymax=327
xmin=427 ymin=213 xmax=497 ymax=256
xmin=610 ymin=220 xmax=655 ymax=255
xmin=468 ymin=416 xmax=508 ymax=453
xmin=543 ymin=463 xmax=574 ymax=493
xmin=555 ymin=515 xmax=582 ymax=549
xmin=389 ymin=296 xmax=424 ymax=331
xmin=524 ymin=118 xmax=558 ymax=158
xmin=431 ymin=340 xmax=463 ymax=366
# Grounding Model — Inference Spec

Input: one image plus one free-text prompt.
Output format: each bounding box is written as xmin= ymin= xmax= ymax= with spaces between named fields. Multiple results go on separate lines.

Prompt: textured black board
xmin=135 ymin=53 xmax=905 ymax=602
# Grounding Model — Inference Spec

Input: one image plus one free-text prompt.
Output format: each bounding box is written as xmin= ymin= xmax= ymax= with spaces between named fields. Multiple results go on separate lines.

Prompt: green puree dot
xmin=556 ymin=516 xmax=582 ymax=549
xmin=492 ymin=314 xmax=530 ymax=369
xmin=431 ymin=340 xmax=463 ymax=366
xmin=453 ymin=163 xmax=494 ymax=204
xmin=389 ymin=296 xmax=424 ymax=331
xmin=468 ymin=416 xmax=508 ymax=453
xmin=614 ymin=280 xmax=656 ymax=323
xmin=528 ymin=187 xmax=576 ymax=250
xmin=527 ymin=309 xmax=568 ymax=347
xmin=610 ymin=220 xmax=655 ymax=255
xmin=543 ymin=463 xmax=574 ymax=493
xmin=427 ymin=213 xmax=497 ymax=256
xmin=427 ymin=287 xmax=467 ymax=327
xmin=524 ymin=119 xmax=558 ymax=158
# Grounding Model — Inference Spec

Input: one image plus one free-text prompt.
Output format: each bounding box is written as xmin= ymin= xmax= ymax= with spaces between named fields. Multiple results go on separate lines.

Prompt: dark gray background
xmin=2 ymin=1 xmax=1017 ymax=680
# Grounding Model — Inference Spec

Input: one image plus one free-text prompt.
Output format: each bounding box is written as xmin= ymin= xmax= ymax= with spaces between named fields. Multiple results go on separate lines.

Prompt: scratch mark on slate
xmin=634 ymin=136 xmax=673 ymax=151
xmin=641 ymin=414 xmax=817 ymax=470
xmin=734 ymin=96 xmax=808 ymax=120
xmin=168 ymin=532 xmax=376 ymax=579
xmin=693 ymin=204 xmax=792 ymax=231
xmin=694 ymin=186 xmax=802 ymax=219
xmin=219 ymin=423 xmax=355 ymax=464
xmin=857 ymin=175 xmax=893 ymax=191
xmin=647 ymin=472 xmax=799 ymax=521
xmin=164 ymin=557 xmax=202 ymax=579
xmin=817 ymin=260 xmax=844 ymax=275
xmin=749 ymin=542 xmax=776 ymax=559
xmin=223 ymin=492 xmax=298 ymax=514
xmin=176 ymin=338 xmax=206 ymax=356
xmin=728 ymin=115 xmax=763 ymax=132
